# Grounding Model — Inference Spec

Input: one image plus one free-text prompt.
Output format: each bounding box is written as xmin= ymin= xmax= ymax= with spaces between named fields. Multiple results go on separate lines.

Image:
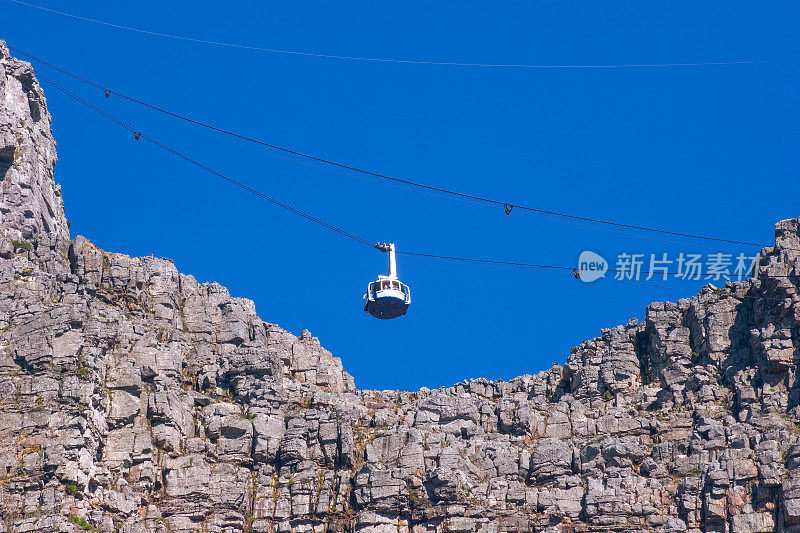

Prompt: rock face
xmin=1 ymin=42 xmax=800 ymax=533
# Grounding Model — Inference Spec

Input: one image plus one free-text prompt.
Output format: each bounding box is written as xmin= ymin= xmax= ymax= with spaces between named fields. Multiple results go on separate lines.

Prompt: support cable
xmin=13 ymin=46 xmax=772 ymax=249
xmin=8 ymin=1 xmax=794 ymax=70
xmin=36 ymin=74 xmax=798 ymax=283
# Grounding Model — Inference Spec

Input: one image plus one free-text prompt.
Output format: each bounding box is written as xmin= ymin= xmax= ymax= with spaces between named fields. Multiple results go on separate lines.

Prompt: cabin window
xmin=382 ymin=280 xmax=391 ymax=290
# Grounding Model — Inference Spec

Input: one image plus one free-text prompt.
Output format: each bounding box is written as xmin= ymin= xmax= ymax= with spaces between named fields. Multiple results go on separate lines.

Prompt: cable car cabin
xmin=364 ymin=278 xmax=411 ymax=319
xmin=363 ymin=242 xmax=411 ymax=319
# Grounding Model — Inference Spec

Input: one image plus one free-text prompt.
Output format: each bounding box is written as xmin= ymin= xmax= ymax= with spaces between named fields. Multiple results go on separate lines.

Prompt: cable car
xmin=364 ymin=243 xmax=411 ymax=319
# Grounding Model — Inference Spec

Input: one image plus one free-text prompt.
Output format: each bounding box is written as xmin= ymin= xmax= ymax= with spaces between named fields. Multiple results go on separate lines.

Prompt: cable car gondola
xmin=363 ymin=243 xmax=411 ymax=319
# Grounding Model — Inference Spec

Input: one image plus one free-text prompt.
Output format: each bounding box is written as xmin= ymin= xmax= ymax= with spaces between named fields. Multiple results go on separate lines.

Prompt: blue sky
xmin=3 ymin=1 xmax=798 ymax=390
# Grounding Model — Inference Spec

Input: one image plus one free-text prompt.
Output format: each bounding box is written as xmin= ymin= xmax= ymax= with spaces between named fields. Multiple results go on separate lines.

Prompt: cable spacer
xmin=504 ymin=204 xmax=514 ymax=215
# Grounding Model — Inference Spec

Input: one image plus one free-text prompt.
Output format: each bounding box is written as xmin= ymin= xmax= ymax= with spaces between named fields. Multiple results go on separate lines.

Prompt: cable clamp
xmin=504 ymin=204 xmax=514 ymax=215
xmin=134 ymin=132 xmax=141 ymax=140
xmin=573 ymin=268 xmax=581 ymax=279
xmin=104 ymin=89 xmax=111 ymax=98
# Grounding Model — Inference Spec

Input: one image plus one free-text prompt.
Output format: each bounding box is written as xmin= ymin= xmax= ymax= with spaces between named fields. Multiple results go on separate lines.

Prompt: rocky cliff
xmin=1 ymin=41 xmax=800 ymax=533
